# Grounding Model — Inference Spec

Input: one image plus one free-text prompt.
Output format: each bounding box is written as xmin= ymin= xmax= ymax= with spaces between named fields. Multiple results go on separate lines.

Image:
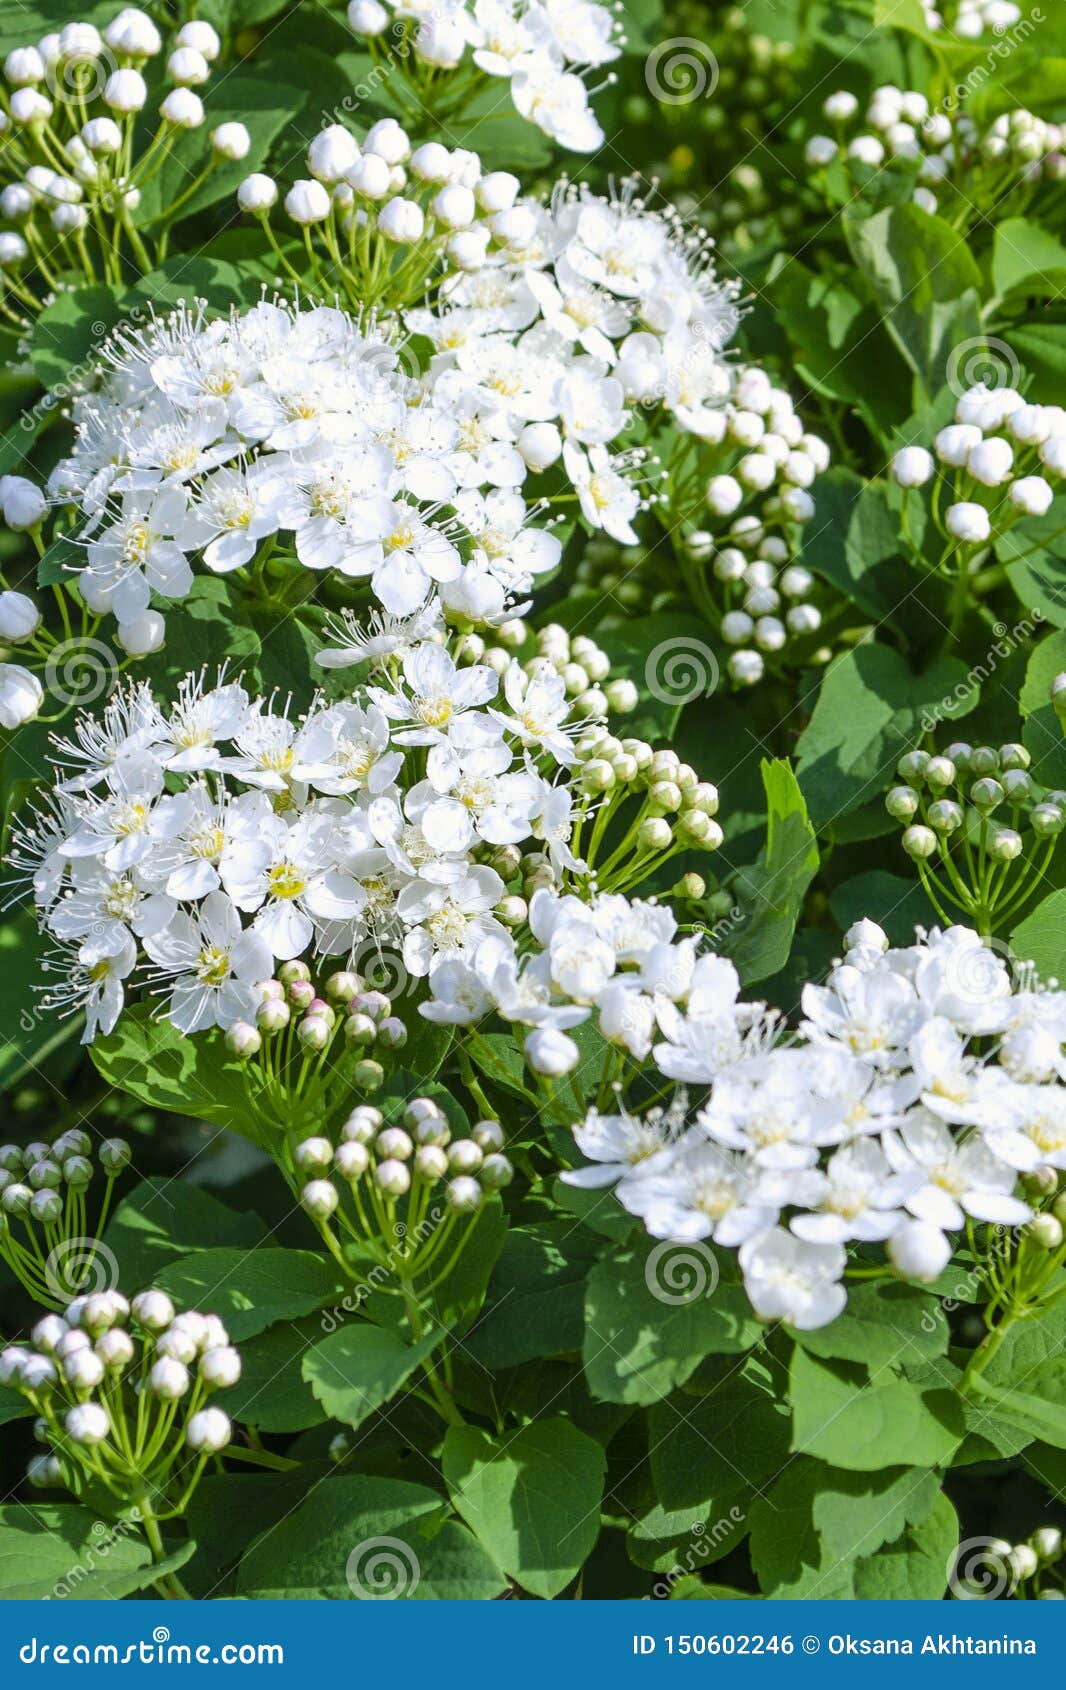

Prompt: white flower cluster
xmin=415 ymin=182 xmax=828 ymax=559
xmin=3 ymin=1289 xmax=237 ymax=1499
xmin=0 ymin=12 xmax=247 ymax=310
xmin=237 ymin=119 xmax=524 ymax=313
xmin=13 ymin=638 xmax=614 ymax=1042
xmin=45 ymin=298 xmax=562 ymax=650
xmin=345 ymin=0 xmax=623 ymax=153
xmin=421 ymin=879 xmax=737 ymax=1074
xmin=924 ymin=0 xmax=1023 ymax=35
xmin=566 ymin=918 xmax=1066 ymax=1328
xmin=805 ymin=86 xmax=1065 ymax=218
xmin=892 ymin=381 xmax=1066 ymax=545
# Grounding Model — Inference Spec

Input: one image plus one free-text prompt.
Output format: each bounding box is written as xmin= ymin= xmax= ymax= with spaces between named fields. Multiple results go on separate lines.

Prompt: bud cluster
xmin=296 ymin=1100 xmax=512 ymax=1293
xmin=0 ymin=12 xmax=245 ymax=319
xmin=454 ymin=618 xmax=638 ymax=722
xmin=887 ymin=740 xmax=1062 ymax=932
xmin=804 ymin=85 xmax=1064 ymax=227
xmin=226 ymin=959 xmax=408 ymax=1109
xmin=237 ymin=118 xmax=526 ymax=316
xmin=0 ymin=1131 xmax=131 ymax=1308
xmin=891 ymin=382 xmax=1066 ymax=557
xmin=3 ymin=1289 xmax=237 ymax=1516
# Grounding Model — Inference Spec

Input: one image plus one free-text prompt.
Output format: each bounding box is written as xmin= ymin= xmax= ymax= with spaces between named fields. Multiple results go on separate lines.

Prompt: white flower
xmin=738 ymin=1229 xmax=847 ymax=1329
xmin=622 ymin=1139 xmax=779 ymax=1246
xmin=885 ymin=1111 xmax=1030 ymax=1229
xmin=144 ymin=891 xmax=272 ymax=1032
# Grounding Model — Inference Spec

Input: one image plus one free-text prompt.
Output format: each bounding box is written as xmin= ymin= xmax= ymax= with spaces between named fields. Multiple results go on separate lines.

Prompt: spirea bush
xmin=0 ymin=0 xmax=1065 ymax=1606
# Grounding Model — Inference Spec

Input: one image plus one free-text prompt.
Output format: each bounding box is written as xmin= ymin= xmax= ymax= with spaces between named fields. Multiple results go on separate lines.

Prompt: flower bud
xmin=200 ymin=1346 xmax=242 ymax=1389
xmin=160 ymin=88 xmax=204 ymax=128
xmin=95 ymin=1329 xmax=134 ymax=1370
xmin=66 ymin=1403 xmax=109 ymax=1445
xmin=294 ymin=1137 xmax=333 ymax=1174
xmin=212 ymin=122 xmax=251 ymax=161
xmin=887 ymin=1220 xmax=951 ymax=1282
xmin=131 ymin=1290 xmax=175 ymax=1332
xmin=525 ymin=1028 xmax=579 ymax=1077
xmin=480 ymin=1153 xmax=513 ymax=1190
xmin=335 ymin=1141 xmax=369 ymax=1182
xmin=414 ymin=1145 xmax=448 ymax=1182
xmin=285 ymin=179 xmax=330 ymax=224
xmin=300 ymin=1180 xmax=339 ymax=1221
xmin=238 ymin=173 xmax=278 ymax=214
xmin=186 ymin=1406 xmax=231 ymax=1453
xmin=99 ymin=1138 xmax=131 ymax=1176
xmin=1026 ymin=1213 xmax=1063 ymax=1250
xmin=150 ymin=1357 xmax=190 ymax=1399
xmin=447 ymin=1175 xmax=482 ymax=1212
xmin=375 ymin=1158 xmax=410 ymax=1198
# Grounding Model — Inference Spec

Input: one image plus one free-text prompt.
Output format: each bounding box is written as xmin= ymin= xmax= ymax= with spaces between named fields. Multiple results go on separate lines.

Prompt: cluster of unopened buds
xmin=698 ymin=366 xmax=829 ymax=551
xmin=887 ymin=741 xmax=1063 ymax=933
xmin=0 ymin=1132 xmax=130 ymax=1308
xmin=893 ymin=380 xmax=1066 ymax=553
xmin=229 ymin=958 xmax=408 ymax=1099
xmin=344 ymin=0 xmax=622 ymax=154
xmin=804 ymin=86 xmax=1064 ymax=223
xmin=0 ymin=11 xmax=247 ymax=314
xmin=455 ymin=620 xmax=637 ymax=722
xmin=570 ymin=730 xmax=723 ymax=894
xmin=924 ymin=0 xmax=1024 ymax=35
xmin=2 ymin=1289 xmax=237 ymax=1514
xmin=297 ymin=1099 xmax=512 ymax=1286
xmin=237 ymin=120 xmax=525 ymax=315
xmin=682 ymin=531 xmax=828 ymax=687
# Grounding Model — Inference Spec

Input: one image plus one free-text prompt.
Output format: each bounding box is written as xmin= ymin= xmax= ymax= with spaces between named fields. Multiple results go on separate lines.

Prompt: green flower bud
xmin=924 ymin=755 xmax=956 ymax=790
xmin=414 ymin=1145 xmax=448 ymax=1183
xmin=886 ymin=785 xmax=920 ymax=821
xmin=447 ymin=1139 xmax=483 ymax=1175
xmin=943 ymin=742 xmax=972 ymax=771
xmin=638 ymin=817 xmax=674 ymax=852
xmin=335 ymin=1141 xmax=369 ymax=1182
xmin=970 ymin=776 xmax=1004 ymax=812
xmin=353 ymin=1059 xmax=384 ymax=1092
xmin=376 ymin=1127 xmax=413 ymax=1162
xmin=969 ymin=745 xmax=1000 ymax=777
xmin=1001 ymin=769 xmax=1031 ymax=803
xmin=294 ymin=1137 xmax=333 ymax=1174
xmin=29 ymin=1188 xmax=62 ymax=1224
xmin=63 ymin=1155 xmax=92 ymax=1188
xmin=896 ymin=750 xmax=929 ymax=783
xmin=999 ymin=742 xmax=1030 ymax=772
xmin=902 ymin=825 xmax=937 ymax=859
xmin=28 ymin=1159 xmax=61 ymax=1191
xmin=472 ymin=1120 xmax=504 ymax=1152
xmin=1032 ymin=803 xmax=1065 ymax=838
xmin=377 ymin=1016 xmax=408 ymax=1050
xmin=278 ymin=960 xmax=311 ymax=987
xmin=988 ymin=827 xmax=1022 ymax=861
xmin=480 ymin=1153 xmax=514 ymax=1189
xmin=300 ymin=1180 xmax=339 ymax=1221
xmin=99 ymin=1135 xmax=131 ymax=1176
xmin=344 ymin=1012 xmax=377 ymax=1048
xmin=927 ymin=799 xmax=963 ymax=834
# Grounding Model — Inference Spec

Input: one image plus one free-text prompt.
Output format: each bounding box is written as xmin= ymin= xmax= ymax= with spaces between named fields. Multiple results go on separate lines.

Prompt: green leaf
xmin=103 ymin=1177 xmax=267 ymax=1288
xmin=1020 ymin=626 xmax=1066 ymax=786
xmin=997 ymin=497 xmax=1066 ymax=628
xmin=845 ymin=205 xmax=983 ymax=394
xmin=583 ymin=1248 xmax=762 ymax=1405
xmin=0 ymin=1504 xmax=191 ymax=1599
xmin=237 ymin=1475 xmax=503 ymax=1599
xmin=795 ymin=644 xmax=979 ymax=831
xmin=463 ymin=1223 xmax=596 ymax=1369
xmin=791 ymin=1280 xmax=949 ymax=1372
xmin=851 ymin=1492 xmax=957 ymax=1599
xmin=749 ymin=1457 xmax=945 ymax=1598
xmin=789 ymin=1348 xmax=965 ymax=1471
xmin=1012 ymin=891 xmax=1066 ymax=983
xmin=798 ymin=469 xmax=943 ymax=641
xmin=442 ymin=1419 xmax=605 ymax=1599
xmin=90 ymin=1003 xmax=264 ymax=1145
xmin=30 ymin=286 xmax=125 ymax=389
xmin=993 ymin=218 xmax=1066 ymax=301
xmin=302 ymin=1322 xmax=447 ymax=1433
xmin=649 ymin=1374 xmax=792 ymax=1512
xmin=156 ymin=1248 xmax=342 ymax=1342
xmin=726 ymin=759 xmax=819 ymax=986
xmin=217 ymin=1317 xmax=327 ymax=1433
